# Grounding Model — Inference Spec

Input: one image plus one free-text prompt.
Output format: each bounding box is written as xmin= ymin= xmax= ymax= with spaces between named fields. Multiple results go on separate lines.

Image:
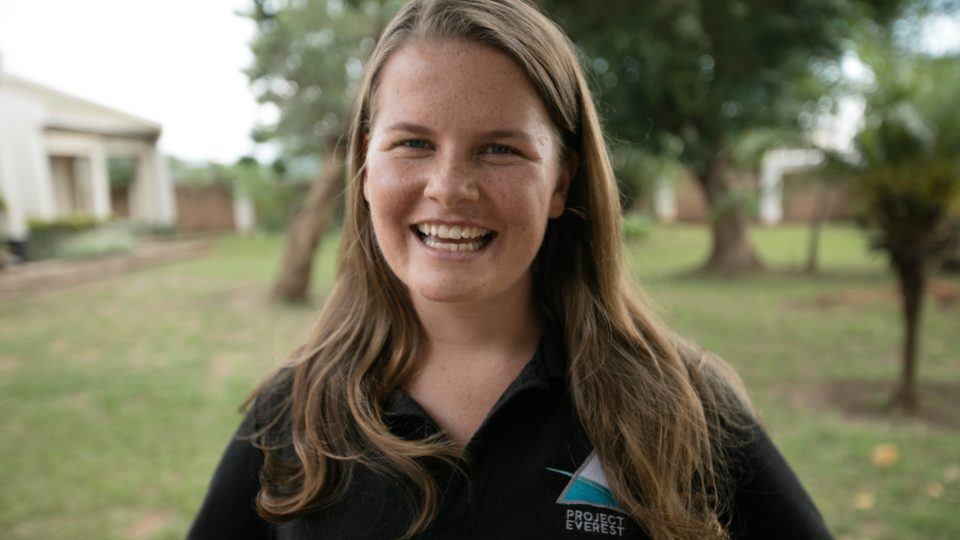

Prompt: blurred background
xmin=1 ymin=0 xmax=959 ymax=538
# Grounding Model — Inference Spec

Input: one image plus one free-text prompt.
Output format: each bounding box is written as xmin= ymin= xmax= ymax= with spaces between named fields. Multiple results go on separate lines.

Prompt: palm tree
xmin=850 ymin=52 xmax=960 ymax=411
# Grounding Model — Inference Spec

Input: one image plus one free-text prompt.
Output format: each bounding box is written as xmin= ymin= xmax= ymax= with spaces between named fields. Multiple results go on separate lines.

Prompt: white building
xmin=652 ymin=99 xmax=861 ymax=224
xmin=0 ymin=60 xmax=176 ymax=257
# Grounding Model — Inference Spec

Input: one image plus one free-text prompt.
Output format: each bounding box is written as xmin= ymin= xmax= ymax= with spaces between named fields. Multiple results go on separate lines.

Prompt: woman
xmin=190 ymin=0 xmax=831 ymax=538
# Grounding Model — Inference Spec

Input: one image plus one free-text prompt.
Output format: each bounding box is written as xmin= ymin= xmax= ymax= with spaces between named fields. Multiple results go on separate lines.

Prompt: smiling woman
xmin=364 ymin=40 xmax=571 ymax=311
xmin=188 ymin=1 xmax=832 ymax=539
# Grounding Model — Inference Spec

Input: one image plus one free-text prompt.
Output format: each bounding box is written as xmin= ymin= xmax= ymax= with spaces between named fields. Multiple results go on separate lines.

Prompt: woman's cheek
xmin=367 ymin=157 xmax=415 ymax=202
xmin=490 ymin=176 xmax=550 ymax=223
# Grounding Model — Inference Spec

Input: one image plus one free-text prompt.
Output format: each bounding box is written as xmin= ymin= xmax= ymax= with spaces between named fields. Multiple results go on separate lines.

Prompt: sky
xmin=919 ymin=11 xmax=960 ymax=54
xmin=0 ymin=0 xmax=276 ymax=164
xmin=1 ymin=1 xmax=957 ymax=164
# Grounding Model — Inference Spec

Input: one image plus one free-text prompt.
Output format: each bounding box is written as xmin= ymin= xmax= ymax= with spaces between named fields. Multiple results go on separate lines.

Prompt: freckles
xmin=367 ymin=159 xmax=420 ymax=196
xmin=486 ymin=173 xmax=551 ymax=221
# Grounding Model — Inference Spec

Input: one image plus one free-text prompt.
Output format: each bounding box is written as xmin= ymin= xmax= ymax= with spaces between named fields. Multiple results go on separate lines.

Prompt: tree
xmin=244 ymin=0 xmax=398 ymax=301
xmin=541 ymin=0 xmax=905 ymax=273
xmin=849 ymin=48 xmax=960 ymax=411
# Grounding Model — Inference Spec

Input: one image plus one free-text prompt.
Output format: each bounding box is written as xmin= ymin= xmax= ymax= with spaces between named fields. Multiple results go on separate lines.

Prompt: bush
xmin=249 ymin=182 xmax=307 ymax=233
xmin=55 ymin=224 xmax=137 ymax=260
xmin=148 ymin=224 xmax=178 ymax=237
xmin=27 ymin=215 xmax=107 ymax=260
xmin=622 ymin=212 xmax=655 ymax=241
xmin=28 ymin=215 xmax=103 ymax=234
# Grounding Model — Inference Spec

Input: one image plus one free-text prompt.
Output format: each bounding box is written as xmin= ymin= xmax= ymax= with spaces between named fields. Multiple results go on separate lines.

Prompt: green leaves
xmin=857 ymin=101 xmax=935 ymax=165
xmin=243 ymin=0 xmax=402 ymax=156
xmin=857 ymin=159 xmax=960 ymax=260
xmin=851 ymin=46 xmax=960 ymax=266
xmin=542 ymin=0 xmax=871 ymax=171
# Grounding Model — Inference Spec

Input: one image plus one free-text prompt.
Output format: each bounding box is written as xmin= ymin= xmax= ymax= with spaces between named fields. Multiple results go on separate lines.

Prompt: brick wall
xmin=175 ymin=184 xmax=235 ymax=232
xmin=671 ymin=172 xmax=856 ymax=223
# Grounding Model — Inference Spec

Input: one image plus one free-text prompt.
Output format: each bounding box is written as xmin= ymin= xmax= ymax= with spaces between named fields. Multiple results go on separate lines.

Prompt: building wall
xmin=669 ymin=172 xmax=856 ymax=224
xmin=671 ymin=171 xmax=760 ymax=223
xmin=175 ymin=184 xmax=235 ymax=232
xmin=781 ymin=173 xmax=857 ymax=222
xmin=110 ymin=186 xmax=130 ymax=218
xmin=1 ymin=73 xmax=175 ymax=244
xmin=0 ymin=85 xmax=54 ymax=239
xmin=673 ymin=175 xmax=709 ymax=222
xmin=49 ymin=156 xmax=77 ymax=216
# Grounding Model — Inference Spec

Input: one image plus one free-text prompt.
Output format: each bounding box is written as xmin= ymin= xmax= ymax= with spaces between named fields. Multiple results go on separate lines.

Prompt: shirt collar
xmin=540 ymin=329 xmax=568 ymax=381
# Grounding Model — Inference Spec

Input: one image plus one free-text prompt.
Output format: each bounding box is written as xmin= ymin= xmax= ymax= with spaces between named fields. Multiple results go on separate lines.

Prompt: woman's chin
xmin=410 ymin=284 xmax=483 ymax=305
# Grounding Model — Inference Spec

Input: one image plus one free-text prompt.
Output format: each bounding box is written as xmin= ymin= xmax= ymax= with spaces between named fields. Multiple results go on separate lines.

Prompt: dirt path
xmin=0 ymin=238 xmax=211 ymax=303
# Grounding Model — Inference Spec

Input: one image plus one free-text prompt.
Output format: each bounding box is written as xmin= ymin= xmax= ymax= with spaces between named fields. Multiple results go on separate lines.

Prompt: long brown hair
xmin=247 ymin=0 xmax=755 ymax=538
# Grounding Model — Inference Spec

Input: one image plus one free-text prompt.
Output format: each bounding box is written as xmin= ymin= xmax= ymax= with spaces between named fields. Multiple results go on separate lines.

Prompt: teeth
xmin=416 ymin=223 xmax=491 ymax=239
xmin=467 ymin=226 xmax=491 ymax=239
xmin=423 ymin=237 xmax=482 ymax=251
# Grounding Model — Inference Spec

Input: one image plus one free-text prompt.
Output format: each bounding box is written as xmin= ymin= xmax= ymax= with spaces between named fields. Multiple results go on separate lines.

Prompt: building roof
xmin=0 ymin=73 xmax=161 ymax=139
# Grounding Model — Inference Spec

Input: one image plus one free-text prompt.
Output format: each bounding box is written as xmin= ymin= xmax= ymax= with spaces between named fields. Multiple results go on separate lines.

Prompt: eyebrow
xmin=385 ymin=122 xmax=435 ymax=135
xmin=385 ymin=122 xmax=536 ymax=142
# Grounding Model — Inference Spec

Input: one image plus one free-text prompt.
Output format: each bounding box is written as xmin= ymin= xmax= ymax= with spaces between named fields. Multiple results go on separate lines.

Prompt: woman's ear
xmin=549 ymin=150 xmax=578 ymax=219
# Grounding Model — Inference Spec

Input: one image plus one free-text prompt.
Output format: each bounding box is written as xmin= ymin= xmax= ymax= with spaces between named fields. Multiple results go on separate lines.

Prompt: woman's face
xmin=363 ymin=39 xmax=571 ymax=308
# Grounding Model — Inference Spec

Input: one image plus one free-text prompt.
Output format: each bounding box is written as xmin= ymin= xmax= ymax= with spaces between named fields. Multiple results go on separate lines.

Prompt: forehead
xmin=371 ymin=39 xmax=555 ymax=138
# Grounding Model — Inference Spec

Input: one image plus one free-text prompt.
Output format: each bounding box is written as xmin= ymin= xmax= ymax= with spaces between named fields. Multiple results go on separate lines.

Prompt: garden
xmin=1 ymin=224 xmax=957 ymax=539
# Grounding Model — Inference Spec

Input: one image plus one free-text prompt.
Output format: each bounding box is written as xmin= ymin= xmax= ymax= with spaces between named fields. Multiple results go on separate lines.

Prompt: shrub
xmin=55 ymin=224 xmax=137 ymax=260
xmin=27 ymin=215 xmax=106 ymax=260
xmin=622 ymin=212 xmax=655 ymax=241
xmin=28 ymin=215 xmax=102 ymax=234
xmin=249 ymin=182 xmax=307 ymax=233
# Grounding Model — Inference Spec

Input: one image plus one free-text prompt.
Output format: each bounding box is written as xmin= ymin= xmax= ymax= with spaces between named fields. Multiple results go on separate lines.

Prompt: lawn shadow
xmin=646 ymin=265 xmax=893 ymax=286
xmin=793 ymin=379 xmax=960 ymax=431
xmin=198 ymin=283 xmax=326 ymax=313
xmin=782 ymin=279 xmax=959 ymax=311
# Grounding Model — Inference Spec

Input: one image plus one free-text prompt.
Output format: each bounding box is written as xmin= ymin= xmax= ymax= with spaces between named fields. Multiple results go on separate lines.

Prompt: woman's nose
xmin=423 ymin=152 xmax=480 ymax=207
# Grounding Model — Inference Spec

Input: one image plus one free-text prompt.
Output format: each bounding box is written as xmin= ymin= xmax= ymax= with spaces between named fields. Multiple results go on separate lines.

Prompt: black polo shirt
xmin=189 ymin=335 xmax=832 ymax=539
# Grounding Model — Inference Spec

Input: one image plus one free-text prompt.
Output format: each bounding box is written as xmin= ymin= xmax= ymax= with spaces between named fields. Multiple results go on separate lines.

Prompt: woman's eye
xmin=484 ymin=144 xmax=518 ymax=156
xmin=400 ymin=139 xmax=430 ymax=150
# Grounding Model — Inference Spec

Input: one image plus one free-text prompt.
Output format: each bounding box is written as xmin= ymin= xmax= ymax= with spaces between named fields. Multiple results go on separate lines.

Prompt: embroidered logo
xmin=547 ymin=451 xmax=628 ymax=536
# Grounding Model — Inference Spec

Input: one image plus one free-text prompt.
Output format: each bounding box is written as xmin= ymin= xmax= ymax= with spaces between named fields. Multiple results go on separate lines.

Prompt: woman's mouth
xmin=412 ymin=223 xmax=496 ymax=252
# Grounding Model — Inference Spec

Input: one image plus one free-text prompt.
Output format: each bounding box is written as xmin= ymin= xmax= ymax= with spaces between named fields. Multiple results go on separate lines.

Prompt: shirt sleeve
xmin=187 ymin=409 xmax=272 ymax=540
xmin=724 ymin=424 xmax=833 ymax=539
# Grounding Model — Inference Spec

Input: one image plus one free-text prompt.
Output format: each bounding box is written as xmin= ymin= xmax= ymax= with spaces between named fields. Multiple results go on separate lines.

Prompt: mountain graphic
xmin=547 ymin=451 xmax=622 ymax=511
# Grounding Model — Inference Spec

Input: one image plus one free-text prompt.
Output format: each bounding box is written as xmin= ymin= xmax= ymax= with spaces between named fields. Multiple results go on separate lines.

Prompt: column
xmin=653 ymin=176 xmax=677 ymax=222
xmin=88 ymin=143 xmax=112 ymax=219
xmin=137 ymin=145 xmax=177 ymax=227
xmin=152 ymin=148 xmax=177 ymax=226
xmin=759 ymin=151 xmax=783 ymax=225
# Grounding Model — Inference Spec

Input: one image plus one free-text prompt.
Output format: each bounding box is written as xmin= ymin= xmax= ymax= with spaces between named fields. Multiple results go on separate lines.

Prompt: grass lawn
xmin=1 ymin=224 xmax=957 ymax=539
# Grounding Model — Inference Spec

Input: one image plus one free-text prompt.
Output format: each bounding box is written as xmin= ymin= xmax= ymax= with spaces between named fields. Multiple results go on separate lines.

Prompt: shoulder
xmin=241 ymin=367 xmax=296 ymax=441
xmin=671 ymin=335 xmax=756 ymax=427
xmin=721 ymin=424 xmax=832 ymax=539
xmin=670 ymin=338 xmax=832 ymax=538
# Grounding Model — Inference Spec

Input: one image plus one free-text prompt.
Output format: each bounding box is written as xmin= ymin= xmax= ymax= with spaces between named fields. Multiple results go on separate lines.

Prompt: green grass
xmin=1 ymin=224 xmax=958 ymax=539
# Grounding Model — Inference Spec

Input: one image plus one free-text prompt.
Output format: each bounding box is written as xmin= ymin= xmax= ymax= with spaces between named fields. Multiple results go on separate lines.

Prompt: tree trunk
xmin=804 ymin=184 xmax=834 ymax=274
xmin=890 ymin=257 xmax=927 ymax=412
xmin=271 ymin=143 xmax=347 ymax=303
xmin=696 ymin=153 xmax=764 ymax=273
xmin=943 ymin=248 xmax=960 ymax=274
